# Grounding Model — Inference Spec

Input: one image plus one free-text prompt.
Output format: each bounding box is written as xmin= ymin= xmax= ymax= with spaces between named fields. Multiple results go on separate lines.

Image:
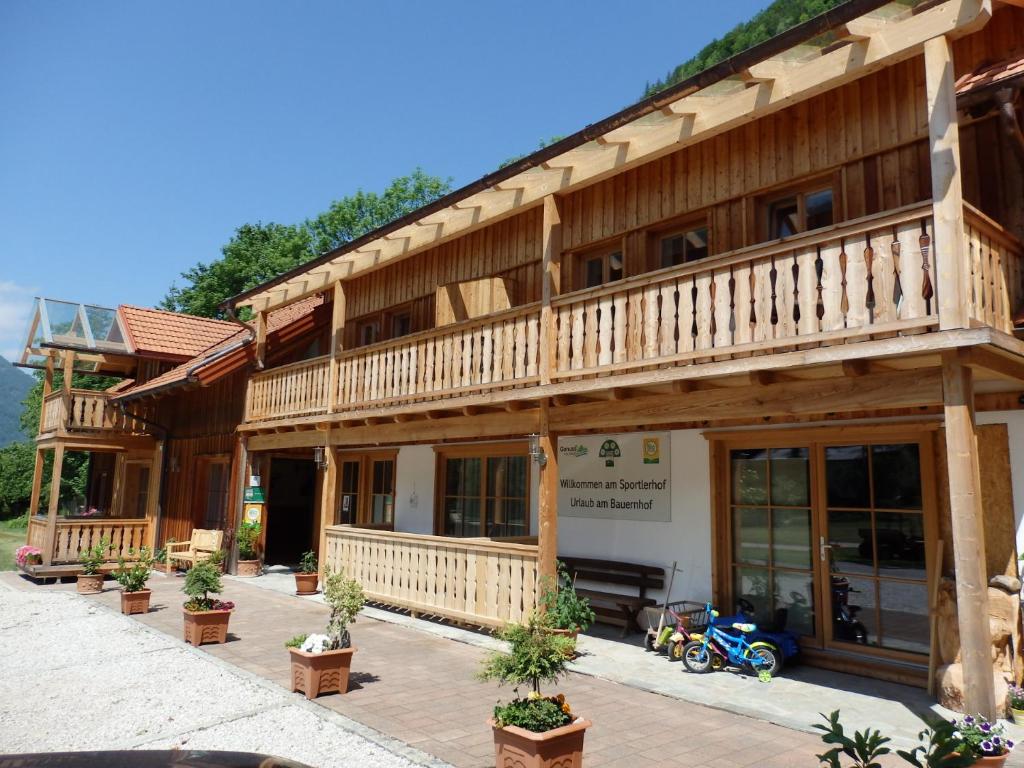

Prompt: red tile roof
xmin=956 ymin=54 xmax=1024 ymax=96
xmin=119 ymin=305 xmax=237 ymax=360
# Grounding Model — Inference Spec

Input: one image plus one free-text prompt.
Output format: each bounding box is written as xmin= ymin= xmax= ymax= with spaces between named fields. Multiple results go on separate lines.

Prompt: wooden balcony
xmin=243 ymin=203 xmax=1024 ymax=425
xmin=323 ymin=525 xmax=539 ymax=627
xmin=24 ymin=515 xmax=151 ymax=574
xmin=38 ymin=389 xmax=148 ymax=438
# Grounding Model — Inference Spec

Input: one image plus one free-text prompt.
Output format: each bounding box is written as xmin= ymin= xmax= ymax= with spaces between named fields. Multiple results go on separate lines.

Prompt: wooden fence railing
xmin=39 ymin=392 xmax=65 ymax=435
xmin=39 ymin=390 xmax=146 ymax=436
xmin=964 ymin=204 xmax=1024 ymax=335
xmin=46 ymin=517 xmax=150 ymax=564
xmin=551 ymin=203 xmax=937 ymax=378
xmin=324 ymin=526 xmax=539 ymax=627
xmin=26 ymin=517 xmax=47 ymax=551
xmin=246 ymin=354 xmax=332 ymax=421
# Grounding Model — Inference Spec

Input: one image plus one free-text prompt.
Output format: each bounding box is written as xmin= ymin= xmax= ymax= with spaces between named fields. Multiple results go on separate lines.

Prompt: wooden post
xmin=42 ymin=356 xmax=54 ymax=399
xmin=255 ymin=311 xmax=267 ymax=369
xmin=537 ymin=400 xmax=558 ymax=584
xmin=539 ymin=195 xmax=562 ymax=385
xmin=925 ymin=35 xmax=969 ymax=330
xmin=942 ymin=352 xmax=995 ymax=718
xmin=327 ymin=282 xmax=346 ymax=413
xmin=145 ymin=441 xmax=164 ymax=550
xmin=26 ymin=449 xmax=45 ymax=533
xmin=41 ymin=445 xmax=65 ymax=566
xmin=319 ymin=437 xmax=338 ymax=581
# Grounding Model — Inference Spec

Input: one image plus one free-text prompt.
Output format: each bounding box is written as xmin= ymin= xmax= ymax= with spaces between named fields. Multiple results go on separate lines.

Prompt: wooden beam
xmin=540 ymin=195 xmax=562 ymax=385
xmin=62 ymin=351 xmax=74 ymax=394
xmin=925 ymin=34 xmax=970 ymax=330
xmin=318 ymin=438 xmax=337 ymax=582
xmin=327 ymin=282 xmax=346 ymax=414
xmin=841 ymin=359 xmax=872 ymax=377
xmin=27 ymin=448 xmax=44 ymax=518
xmin=41 ymin=445 xmax=64 ymax=567
xmin=960 ymin=346 xmax=1024 ymax=382
xmin=537 ymin=399 xmax=557 ymax=585
xmin=42 ymin=356 xmax=54 ymax=399
xmin=255 ymin=311 xmax=268 ymax=369
xmin=941 ymin=352 xmax=995 ymax=718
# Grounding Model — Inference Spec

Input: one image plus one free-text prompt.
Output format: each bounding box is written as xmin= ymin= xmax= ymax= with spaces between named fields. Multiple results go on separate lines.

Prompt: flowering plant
xmin=1008 ymin=685 xmax=1024 ymax=711
xmin=15 ymin=546 xmax=42 ymax=568
xmin=953 ymin=714 xmax=1014 ymax=758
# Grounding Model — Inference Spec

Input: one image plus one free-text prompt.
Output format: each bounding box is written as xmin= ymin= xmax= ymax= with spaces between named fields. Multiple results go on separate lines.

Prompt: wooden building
xmin=18 ymin=0 xmax=1024 ymax=718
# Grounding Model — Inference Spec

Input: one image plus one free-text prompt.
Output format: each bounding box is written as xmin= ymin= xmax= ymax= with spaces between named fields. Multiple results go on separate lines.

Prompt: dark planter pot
xmin=182 ymin=608 xmax=232 ymax=645
xmin=289 ymin=646 xmax=356 ymax=699
xmin=489 ymin=717 xmax=591 ymax=768
xmin=294 ymin=572 xmax=319 ymax=595
xmin=236 ymin=559 xmax=261 ymax=577
xmin=76 ymin=573 xmax=104 ymax=595
xmin=120 ymin=589 xmax=152 ymax=615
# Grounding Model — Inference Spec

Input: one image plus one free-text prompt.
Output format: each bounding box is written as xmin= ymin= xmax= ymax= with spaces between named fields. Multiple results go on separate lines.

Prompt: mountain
xmin=0 ymin=355 xmax=32 ymax=448
xmin=642 ymin=0 xmax=845 ymax=97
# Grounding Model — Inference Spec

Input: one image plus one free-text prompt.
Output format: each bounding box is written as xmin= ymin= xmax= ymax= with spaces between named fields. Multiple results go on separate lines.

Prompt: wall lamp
xmin=528 ymin=434 xmax=547 ymax=468
xmin=313 ymin=446 xmax=329 ymax=471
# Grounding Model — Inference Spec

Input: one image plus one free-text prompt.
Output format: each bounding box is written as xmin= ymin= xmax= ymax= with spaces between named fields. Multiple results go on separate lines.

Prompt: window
xmin=352 ymin=304 xmax=415 ymax=348
xmin=577 ymin=247 xmax=624 ymax=290
xmin=121 ymin=461 xmax=152 ymax=518
xmin=333 ymin=451 xmax=397 ymax=528
xmin=764 ymin=184 xmax=835 ymax=240
xmin=357 ymin=318 xmax=380 ymax=346
xmin=198 ymin=458 xmax=230 ymax=530
xmin=658 ymin=224 xmax=710 ymax=268
xmin=437 ymin=445 xmax=529 ymax=538
xmin=389 ymin=310 xmax=412 ymax=339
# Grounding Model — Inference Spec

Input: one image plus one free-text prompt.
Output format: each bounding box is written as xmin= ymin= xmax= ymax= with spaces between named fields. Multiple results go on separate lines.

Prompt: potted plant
xmin=113 ymin=547 xmax=154 ymax=615
xmin=478 ymin=612 xmax=590 ymax=768
xmin=182 ymin=560 xmax=235 ymax=645
xmin=15 ymin=545 xmax=43 ymax=569
xmin=951 ymin=715 xmax=1015 ymax=767
xmin=1008 ymin=685 xmax=1024 ymax=723
xmin=294 ymin=550 xmax=319 ymax=595
xmin=236 ymin=521 xmax=261 ymax=577
xmin=539 ymin=561 xmax=595 ymax=642
xmin=207 ymin=548 xmax=226 ymax=573
xmin=287 ymin=567 xmax=364 ymax=699
xmin=76 ymin=537 xmax=110 ymax=594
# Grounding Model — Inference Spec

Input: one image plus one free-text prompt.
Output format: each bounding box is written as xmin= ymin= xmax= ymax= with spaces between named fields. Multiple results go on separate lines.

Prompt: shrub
xmin=78 ymin=537 xmax=110 ymax=575
xmin=183 ymin=560 xmax=233 ymax=612
xmin=323 ymin=567 xmax=365 ymax=650
xmin=1009 ymin=684 xmax=1024 ymax=711
xmin=478 ymin=612 xmax=576 ymax=733
xmin=539 ymin=561 xmax=595 ymax=633
xmin=285 ymin=634 xmax=308 ymax=649
xmin=113 ymin=547 xmax=154 ymax=593
xmin=298 ymin=550 xmax=318 ymax=574
xmin=237 ymin=521 xmax=261 ymax=560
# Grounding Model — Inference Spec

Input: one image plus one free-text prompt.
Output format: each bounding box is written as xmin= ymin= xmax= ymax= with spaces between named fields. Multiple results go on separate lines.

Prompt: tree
xmin=642 ymin=0 xmax=844 ymax=97
xmin=162 ymin=169 xmax=452 ymax=319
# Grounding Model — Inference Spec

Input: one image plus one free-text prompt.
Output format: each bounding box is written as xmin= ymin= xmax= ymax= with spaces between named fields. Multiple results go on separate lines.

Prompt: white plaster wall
xmin=393 ymin=445 xmax=435 ymax=534
xmin=976 ymin=410 xmax=1024 ymax=558
xmin=555 ymin=429 xmax=714 ymax=605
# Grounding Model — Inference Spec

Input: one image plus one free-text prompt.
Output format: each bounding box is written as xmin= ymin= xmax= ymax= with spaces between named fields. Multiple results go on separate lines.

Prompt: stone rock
xmin=936 ymin=663 xmax=1011 ymax=717
xmin=989 ymin=574 xmax=1022 ymax=594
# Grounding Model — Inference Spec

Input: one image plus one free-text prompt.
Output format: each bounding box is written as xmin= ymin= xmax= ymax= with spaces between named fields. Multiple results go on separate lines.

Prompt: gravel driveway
xmin=0 ymin=583 xmax=442 ymax=767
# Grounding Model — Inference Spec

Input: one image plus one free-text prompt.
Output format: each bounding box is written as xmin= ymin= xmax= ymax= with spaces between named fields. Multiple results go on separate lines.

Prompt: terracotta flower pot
xmin=120 ymin=589 xmax=152 ymax=615
xmin=236 ymin=559 xmax=261 ymax=577
xmin=182 ymin=608 xmax=232 ymax=645
xmin=489 ymin=717 xmax=591 ymax=768
xmin=289 ymin=646 xmax=356 ymax=699
xmin=969 ymin=755 xmax=1008 ymax=768
xmin=294 ymin=572 xmax=319 ymax=595
xmin=76 ymin=573 xmax=104 ymax=595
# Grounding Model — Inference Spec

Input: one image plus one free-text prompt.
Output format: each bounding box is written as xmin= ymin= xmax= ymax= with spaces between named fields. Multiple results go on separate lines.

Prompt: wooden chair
xmin=164 ymin=529 xmax=224 ymax=573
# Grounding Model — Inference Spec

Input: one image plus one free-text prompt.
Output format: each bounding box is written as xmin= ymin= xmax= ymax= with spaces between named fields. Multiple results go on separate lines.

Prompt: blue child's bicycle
xmin=681 ymin=602 xmax=784 ymax=681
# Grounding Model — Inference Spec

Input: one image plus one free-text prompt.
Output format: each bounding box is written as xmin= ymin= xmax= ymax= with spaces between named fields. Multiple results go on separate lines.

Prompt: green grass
xmin=0 ymin=526 xmax=27 ymax=571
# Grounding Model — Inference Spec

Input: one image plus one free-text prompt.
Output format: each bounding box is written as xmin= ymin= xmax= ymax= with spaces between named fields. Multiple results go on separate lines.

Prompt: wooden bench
xmin=559 ymin=557 xmax=665 ymax=637
xmin=165 ymin=529 xmax=224 ymax=573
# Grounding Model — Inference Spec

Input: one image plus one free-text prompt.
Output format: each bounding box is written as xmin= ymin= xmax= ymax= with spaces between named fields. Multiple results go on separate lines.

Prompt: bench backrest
xmin=190 ymin=528 xmax=224 ymax=553
xmin=559 ymin=556 xmax=665 ymax=595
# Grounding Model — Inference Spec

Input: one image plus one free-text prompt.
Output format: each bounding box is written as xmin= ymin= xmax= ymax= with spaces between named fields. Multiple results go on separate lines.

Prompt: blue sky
xmin=0 ymin=1 xmax=767 ymax=363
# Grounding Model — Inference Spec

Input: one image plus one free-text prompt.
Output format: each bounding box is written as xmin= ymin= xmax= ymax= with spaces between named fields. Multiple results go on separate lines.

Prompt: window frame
xmin=570 ymin=238 xmax=626 ymax=292
xmin=332 ymin=449 xmax=398 ymax=529
xmin=648 ymin=213 xmax=712 ymax=271
xmin=433 ymin=442 xmax=531 ymax=538
xmin=759 ymin=176 xmax=839 ymax=241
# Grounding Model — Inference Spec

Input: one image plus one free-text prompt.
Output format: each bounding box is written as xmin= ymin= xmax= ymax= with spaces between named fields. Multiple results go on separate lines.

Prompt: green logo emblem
xmin=599 ymin=439 xmax=621 ymax=467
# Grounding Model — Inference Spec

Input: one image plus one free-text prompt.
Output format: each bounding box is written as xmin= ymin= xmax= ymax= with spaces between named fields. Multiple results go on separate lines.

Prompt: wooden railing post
xmin=540 ymin=195 xmax=562 ymax=385
xmin=925 ymin=35 xmax=969 ymax=330
xmin=942 ymin=351 xmax=995 ymax=718
xmin=41 ymin=445 xmax=65 ymax=566
xmin=328 ymin=281 xmax=346 ymax=413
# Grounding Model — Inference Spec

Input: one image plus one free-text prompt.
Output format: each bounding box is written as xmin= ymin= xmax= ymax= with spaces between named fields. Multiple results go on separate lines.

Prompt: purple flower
xmin=981 ymin=740 xmax=994 ymax=753
xmin=981 ymin=722 xmax=992 ymax=733
xmin=964 ymin=715 xmax=975 ymax=725
xmin=1008 ymin=740 xmax=1016 ymax=750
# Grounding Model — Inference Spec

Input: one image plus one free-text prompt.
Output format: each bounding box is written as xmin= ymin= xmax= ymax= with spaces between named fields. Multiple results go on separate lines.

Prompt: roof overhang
xmin=228 ymin=0 xmax=993 ymax=316
xmin=17 ymin=297 xmax=136 ymax=374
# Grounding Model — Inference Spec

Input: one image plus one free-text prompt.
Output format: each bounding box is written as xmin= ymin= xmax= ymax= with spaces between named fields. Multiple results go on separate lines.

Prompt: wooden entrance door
xmin=717 ymin=428 xmax=936 ymax=663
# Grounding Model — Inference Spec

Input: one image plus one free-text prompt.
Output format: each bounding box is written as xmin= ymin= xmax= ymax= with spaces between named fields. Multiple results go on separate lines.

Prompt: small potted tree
xmin=114 ymin=547 xmax=155 ymax=615
xmin=182 ymin=560 xmax=235 ymax=645
xmin=295 ymin=550 xmax=319 ymax=595
xmin=76 ymin=537 xmax=110 ymax=594
xmin=236 ymin=521 xmax=261 ymax=577
xmin=479 ymin=612 xmax=591 ymax=768
xmin=539 ymin=561 xmax=595 ymax=642
xmin=286 ymin=567 xmax=364 ymax=699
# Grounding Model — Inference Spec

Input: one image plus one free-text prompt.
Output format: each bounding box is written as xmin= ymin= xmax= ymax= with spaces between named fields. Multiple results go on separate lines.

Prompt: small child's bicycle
xmin=681 ymin=602 xmax=783 ymax=681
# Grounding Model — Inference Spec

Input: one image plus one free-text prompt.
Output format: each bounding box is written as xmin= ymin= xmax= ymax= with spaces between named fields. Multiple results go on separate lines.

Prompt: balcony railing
xmin=39 ymin=390 xmax=147 ymax=437
xmin=27 ymin=515 xmax=150 ymax=565
xmin=244 ymin=202 xmax=1024 ymax=424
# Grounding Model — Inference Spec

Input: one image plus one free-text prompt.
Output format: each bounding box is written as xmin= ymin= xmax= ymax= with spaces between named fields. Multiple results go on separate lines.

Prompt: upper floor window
xmin=577 ymin=246 xmax=624 ymax=290
xmin=389 ymin=309 xmax=412 ymax=339
xmin=764 ymin=184 xmax=834 ymax=240
xmin=658 ymin=223 xmax=710 ymax=268
xmin=357 ymin=318 xmax=381 ymax=346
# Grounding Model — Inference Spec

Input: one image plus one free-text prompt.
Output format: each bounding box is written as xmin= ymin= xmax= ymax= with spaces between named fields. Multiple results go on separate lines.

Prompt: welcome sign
xmin=557 ymin=432 xmax=671 ymax=521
